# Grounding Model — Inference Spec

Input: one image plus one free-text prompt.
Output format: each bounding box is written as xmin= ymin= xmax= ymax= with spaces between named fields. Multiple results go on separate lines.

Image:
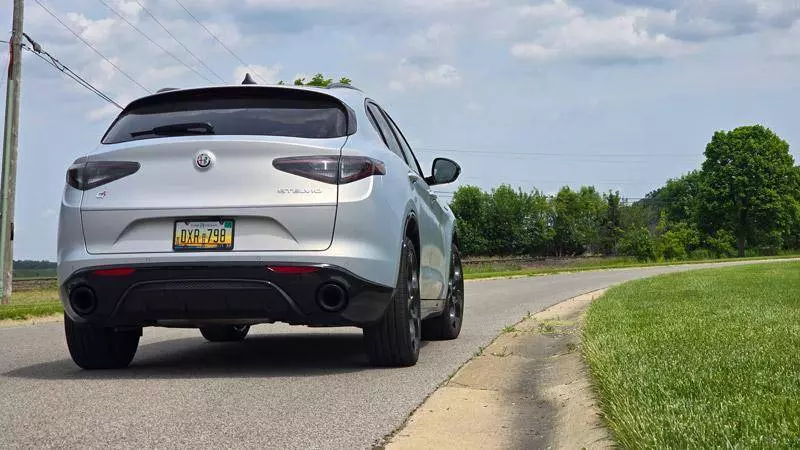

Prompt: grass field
xmin=0 ymin=279 xmax=61 ymax=321
xmin=463 ymin=253 xmax=800 ymax=279
xmin=13 ymin=268 xmax=57 ymax=279
xmin=583 ymin=262 xmax=800 ymax=448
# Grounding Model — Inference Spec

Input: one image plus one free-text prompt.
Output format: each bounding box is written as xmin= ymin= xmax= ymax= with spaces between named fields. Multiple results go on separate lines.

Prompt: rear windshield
xmin=102 ymin=88 xmax=353 ymax=144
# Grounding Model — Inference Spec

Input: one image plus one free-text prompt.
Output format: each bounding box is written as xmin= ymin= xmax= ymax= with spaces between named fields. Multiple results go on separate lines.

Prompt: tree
xmin=655 ymin=214 xmax=700 ymax=260
xmin=549 ymin=186 xmax=604 ymax=256
xmin=599 ymin=191 xmax=624 ymax=254
xmin=482 ymin=185 xmax=530 ymax=256
xmin=520 ymin=190 xmax=554 ymax=255
xmin=279 ymin=73 xmax=352 ymax=87
xmin=699 ymin=125 xmax=798 ymax=256
xmin=618 ymin=227 xmax=656 ymax=262
xmin=450 ymin=185 xmax=489 ymax=255
xmin=646 ymin=171 xmax=702 ymax=225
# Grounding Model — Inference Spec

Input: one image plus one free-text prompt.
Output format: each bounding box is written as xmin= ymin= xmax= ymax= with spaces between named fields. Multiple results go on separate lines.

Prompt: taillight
xmin=267 ymin=266 xmax=320 ymax=274
xmin=67 ymin=161 xmax=140 ymax=191
xmin=92 ymin=268 xmax=136 ymax=276
xmin=272 ymin=156 xmax=385 ymax=185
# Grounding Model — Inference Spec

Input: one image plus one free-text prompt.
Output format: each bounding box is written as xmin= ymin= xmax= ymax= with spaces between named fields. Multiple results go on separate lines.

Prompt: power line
xmin=173 ymin=0 xmax=268 ymax=84
xmin=132 ymin=0 xmax=225 ymax=83
xmin=416 ymin=147 xmax=699 ymax=158
xmin=461 ymin=177 xmax=660 ymax=186
xmin=23 ymin=34 xmax=123 ymax=109
xmin=32 ymin=0 xmax=151 ymax=94
xmin=96 ymin=0 xmax=215 ymax=84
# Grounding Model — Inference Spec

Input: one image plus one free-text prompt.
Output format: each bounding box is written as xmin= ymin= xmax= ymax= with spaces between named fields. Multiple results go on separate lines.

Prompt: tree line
xmin=451 ymin=125 xmax=800 ymax=261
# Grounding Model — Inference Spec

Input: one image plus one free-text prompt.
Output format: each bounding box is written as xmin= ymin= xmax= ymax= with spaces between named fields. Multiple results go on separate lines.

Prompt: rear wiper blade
xmin=130 ymin=122 xmax=214 ymax=138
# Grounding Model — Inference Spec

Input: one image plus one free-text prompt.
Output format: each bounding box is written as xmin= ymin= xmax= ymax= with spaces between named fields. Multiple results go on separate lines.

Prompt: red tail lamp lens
xmin=272 ymin=156 xmax=385 ymax=184
xmin=92 ymin=268 xmax=136 ymax=276
xmin=267 ymin=266 xmax=320 ymax=274
xmin=67 ymin=161 xmax=140 ymax=191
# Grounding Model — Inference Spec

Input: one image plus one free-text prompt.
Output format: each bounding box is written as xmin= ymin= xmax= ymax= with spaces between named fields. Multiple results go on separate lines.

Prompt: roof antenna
xmin=241 ymin=73 xmax=257 ymax=85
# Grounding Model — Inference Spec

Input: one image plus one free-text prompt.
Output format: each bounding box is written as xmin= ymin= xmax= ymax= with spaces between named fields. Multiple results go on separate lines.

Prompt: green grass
xmin=0 ymin=287 xmax=61 ymax=321
xmin=583 ymin=262 xmax=800 ymax=448
xmin=463 ymin=253 xmax=800 ymax=280
xmin=13 ymin=268 xmax=57 ymax=279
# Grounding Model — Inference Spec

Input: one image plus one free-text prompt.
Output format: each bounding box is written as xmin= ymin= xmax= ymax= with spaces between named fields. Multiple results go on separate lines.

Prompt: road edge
xmin=381 ymin=289 xmax=612 ymax=450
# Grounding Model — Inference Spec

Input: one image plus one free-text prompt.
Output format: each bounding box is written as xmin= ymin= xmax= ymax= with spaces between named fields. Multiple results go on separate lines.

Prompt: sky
xmin=1 ymin=0 xmax=800 ymax=260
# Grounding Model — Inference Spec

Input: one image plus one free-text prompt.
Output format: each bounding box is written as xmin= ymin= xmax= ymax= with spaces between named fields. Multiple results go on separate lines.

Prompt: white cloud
xmin=407 ymin=23 xmax=458 ymax=54
xmin=40 ymin=208 xmax=57 ymax=219
xmin=400 ymin=0 xmax=491 ymax=10
xmin=86 ymin=104 xmax=121 ymax=122
xmin=768 ymin=20 xmax=800 ymax=58
xmin=234 ymin=64 xmax=282 ymax=84
xmin=113 ymin=0 xmax=143 ymax=22
xmin=244 ymin=0 xmax=342 ymax=9
xmin=389 ymin=60 xmax=462 ymax=91
xmin=519 ymin=0 xmax=580 ymax=23
xmin=65 ymin=13 xmax=116 ymax=45
xmin=511 ymin=43 xmax=555 ymax=59
xmin=425 ymin=64 xmax=461 ymax=85
xmin=143 ymin=65 xmax=191 ymax=84
xmin=512 ymin=1 xmax=696 ymax=63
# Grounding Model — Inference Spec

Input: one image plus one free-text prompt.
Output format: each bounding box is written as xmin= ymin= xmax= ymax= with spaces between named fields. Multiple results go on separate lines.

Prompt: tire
xmin=64 ymin=314 xmax=140 ymax=370
xmin=422 ymin=243 xmax=464 ymax=340
xmin=199 ymin=325 xmax=250 ymax=342
xmin=363 ymin=236 xmax=422 ymax=367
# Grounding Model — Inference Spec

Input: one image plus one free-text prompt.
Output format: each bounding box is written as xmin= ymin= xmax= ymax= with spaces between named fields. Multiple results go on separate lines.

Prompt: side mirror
xmin=427 ymin=158 xmax=461 ymax=185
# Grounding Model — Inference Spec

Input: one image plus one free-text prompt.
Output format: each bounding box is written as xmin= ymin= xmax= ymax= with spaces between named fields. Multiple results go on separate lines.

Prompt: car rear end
xmin=57 ymin=86 xmax=396 ymax=329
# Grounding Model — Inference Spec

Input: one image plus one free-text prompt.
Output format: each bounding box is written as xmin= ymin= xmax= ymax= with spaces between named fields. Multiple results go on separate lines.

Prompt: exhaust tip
xmin=316 ymin=283 xmax=348 ymax=313
xmin=69 ymin=286 xmax=97 ymax=315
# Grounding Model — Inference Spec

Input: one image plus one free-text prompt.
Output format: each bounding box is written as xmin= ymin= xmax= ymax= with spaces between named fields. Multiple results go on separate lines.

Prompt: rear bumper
xmin=61 ymin=263 xmax=394 ymax=328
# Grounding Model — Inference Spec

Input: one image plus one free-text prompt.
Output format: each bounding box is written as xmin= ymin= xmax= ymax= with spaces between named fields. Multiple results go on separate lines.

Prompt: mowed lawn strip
xmin=463 ymin=253 xmax=800 ymax=279
xmin=0 ymin=279 xmax=61 ymax=320
xmin=583 ymin=262 xmax=800 ymax=448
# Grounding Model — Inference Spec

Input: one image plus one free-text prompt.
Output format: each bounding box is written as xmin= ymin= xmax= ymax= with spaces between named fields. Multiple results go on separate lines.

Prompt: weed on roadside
xmin=566 ymin=342 xmax=578 ymax=353
xmin=490 ymin=346 xmax=512 ymax=358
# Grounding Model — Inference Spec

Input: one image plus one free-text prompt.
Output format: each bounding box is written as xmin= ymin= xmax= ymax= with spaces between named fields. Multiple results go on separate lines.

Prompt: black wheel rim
xmin=447 ymin=250 xmax=464 ymax=332
xmin=232 ymin=325 xmax=249 ymax=334
xmin=407 ymin=248 xmax=421 ymax=353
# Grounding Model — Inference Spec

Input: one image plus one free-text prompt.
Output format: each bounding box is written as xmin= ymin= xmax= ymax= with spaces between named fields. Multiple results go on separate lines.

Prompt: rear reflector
xmin=272 ymin=156 xmax=385 ymax=184
xmin=92 ymin=268 xmax=136 ymax=276
xmin=267 ymin=266 xmax=320 ymax=274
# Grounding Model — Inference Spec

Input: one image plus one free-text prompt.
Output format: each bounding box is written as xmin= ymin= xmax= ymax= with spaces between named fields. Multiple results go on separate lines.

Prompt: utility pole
xmin=0 ymin=0 xmax=25 ymax=304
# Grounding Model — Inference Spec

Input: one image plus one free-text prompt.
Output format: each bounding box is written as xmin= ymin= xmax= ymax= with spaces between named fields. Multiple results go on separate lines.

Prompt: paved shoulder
xmin=387 ymin=291 xmax=611 ymax=450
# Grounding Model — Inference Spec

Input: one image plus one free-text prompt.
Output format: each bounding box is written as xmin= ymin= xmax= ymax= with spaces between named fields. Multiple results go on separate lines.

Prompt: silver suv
xmin=57 ymin=81 xmax=464 ymax=369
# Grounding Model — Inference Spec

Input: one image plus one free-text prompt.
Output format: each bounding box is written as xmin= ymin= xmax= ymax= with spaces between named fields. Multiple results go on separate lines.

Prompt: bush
xmin=688 ymin=248 xmax=714 ymax=260
xmin=706 ymin=229 xmax=736 ymax=258
xmin=619 ymin=228 xmax=656 ymax=262
xmin=657 ymin=222 xmax=700 ymax=261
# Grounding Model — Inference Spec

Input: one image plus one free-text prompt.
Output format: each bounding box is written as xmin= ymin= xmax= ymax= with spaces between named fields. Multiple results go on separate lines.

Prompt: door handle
xmin=428 ymin=191 xmax=438 ymax=201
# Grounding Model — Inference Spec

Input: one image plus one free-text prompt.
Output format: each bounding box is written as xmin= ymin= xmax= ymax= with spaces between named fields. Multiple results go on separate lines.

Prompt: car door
xmin=376 ymin=105 xmax=448 ymax=301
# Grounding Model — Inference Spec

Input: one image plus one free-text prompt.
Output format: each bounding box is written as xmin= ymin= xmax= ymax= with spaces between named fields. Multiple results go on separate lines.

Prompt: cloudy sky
xmin=1 ymin=0 xmax=800 ymax=260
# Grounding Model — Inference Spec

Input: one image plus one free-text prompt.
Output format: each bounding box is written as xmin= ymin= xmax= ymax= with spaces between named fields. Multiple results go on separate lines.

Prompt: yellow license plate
xmin=173 ymin=220 xmax=234 ymax=251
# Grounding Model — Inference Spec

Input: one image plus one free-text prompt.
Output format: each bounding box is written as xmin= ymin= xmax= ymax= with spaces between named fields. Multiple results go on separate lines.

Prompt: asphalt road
xmin=0 ymin=260 xmax=793 ymax=449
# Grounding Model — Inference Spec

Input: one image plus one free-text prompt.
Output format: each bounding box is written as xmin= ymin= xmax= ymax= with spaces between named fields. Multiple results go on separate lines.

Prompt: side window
xmin=365 ymin=102 xmax=406 ymax=162
xmin=380 ymin=108 xmax=424 ymax=177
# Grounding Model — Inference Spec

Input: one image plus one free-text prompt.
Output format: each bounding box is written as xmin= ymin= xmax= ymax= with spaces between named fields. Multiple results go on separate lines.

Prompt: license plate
xmin=173 ymin=220 xmax=234 ymax=251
